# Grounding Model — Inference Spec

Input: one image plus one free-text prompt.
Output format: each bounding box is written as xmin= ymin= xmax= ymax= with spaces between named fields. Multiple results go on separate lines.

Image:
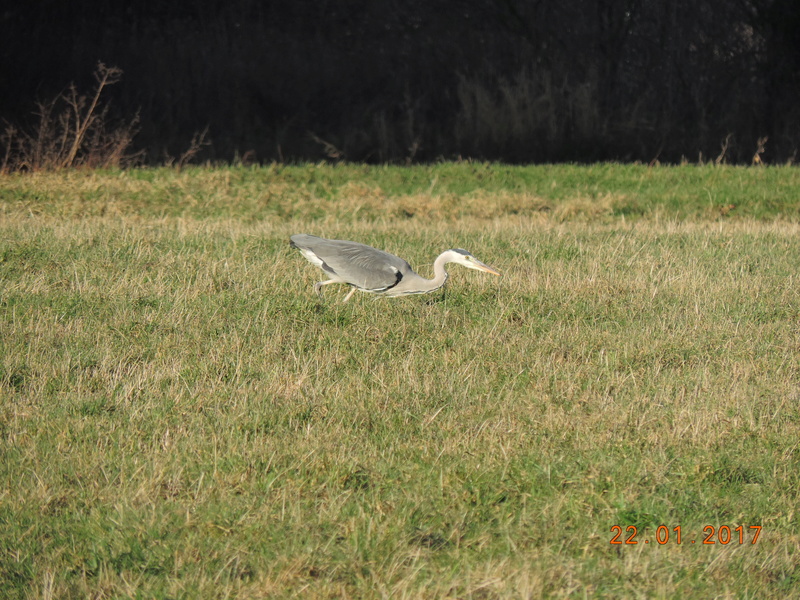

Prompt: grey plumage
xmin=290 ymin=234 xmax=500 ymax=302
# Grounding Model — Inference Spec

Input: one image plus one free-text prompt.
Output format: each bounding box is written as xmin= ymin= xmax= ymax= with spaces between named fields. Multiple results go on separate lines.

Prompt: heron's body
xmin=290 ymin=234 xmax=500 ymax=302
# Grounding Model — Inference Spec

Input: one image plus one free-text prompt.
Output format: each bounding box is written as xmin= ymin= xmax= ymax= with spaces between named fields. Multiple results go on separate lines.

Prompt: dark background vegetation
xmin=2 ymin=0 xmax=799 ymax=165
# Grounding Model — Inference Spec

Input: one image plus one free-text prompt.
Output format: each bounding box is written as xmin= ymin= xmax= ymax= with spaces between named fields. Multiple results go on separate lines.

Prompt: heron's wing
xmin=290 ymin=235 xmax=412 ymax=291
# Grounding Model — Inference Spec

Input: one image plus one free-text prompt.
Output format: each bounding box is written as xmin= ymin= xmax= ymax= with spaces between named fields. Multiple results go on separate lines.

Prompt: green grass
xmin=1 ymin=163 xmax=799 ymax=598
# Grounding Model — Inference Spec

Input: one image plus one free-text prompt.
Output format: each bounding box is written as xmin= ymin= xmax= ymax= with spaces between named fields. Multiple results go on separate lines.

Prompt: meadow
xmin=1 ymin=163 xmax=799 ymax=598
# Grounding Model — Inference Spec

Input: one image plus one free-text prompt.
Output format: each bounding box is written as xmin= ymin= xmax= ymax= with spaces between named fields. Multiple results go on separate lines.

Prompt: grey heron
xmin=290 ymin=234 xmax=501 ymax=302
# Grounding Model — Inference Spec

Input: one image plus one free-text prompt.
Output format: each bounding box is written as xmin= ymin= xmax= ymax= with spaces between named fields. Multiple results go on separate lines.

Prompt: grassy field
xmin=1 ymin=164 xmax=799 ymax=598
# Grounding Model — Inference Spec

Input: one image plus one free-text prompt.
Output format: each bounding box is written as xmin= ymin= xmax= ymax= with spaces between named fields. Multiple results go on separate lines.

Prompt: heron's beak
xmin=474 ymin=260 xmax=501 ymax=276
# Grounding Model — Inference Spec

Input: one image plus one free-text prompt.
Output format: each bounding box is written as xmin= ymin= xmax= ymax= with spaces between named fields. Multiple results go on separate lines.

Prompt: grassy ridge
xmin=2 ymin=163 xmax=800 ymax=221
xmin=1 ymin=164 xmax=800 ymax=598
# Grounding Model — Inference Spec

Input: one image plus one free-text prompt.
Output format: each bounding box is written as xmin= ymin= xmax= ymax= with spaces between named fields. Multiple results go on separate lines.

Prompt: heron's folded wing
xmin=310 ymin=240 xmax=410 ymax=291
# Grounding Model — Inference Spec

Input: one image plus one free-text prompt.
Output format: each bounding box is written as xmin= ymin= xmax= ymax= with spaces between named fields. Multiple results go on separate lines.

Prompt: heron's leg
xmin=342 ymin=286 xmax=357 ymax=303
xmin=314 ymin=280 xmax=339 ymax=298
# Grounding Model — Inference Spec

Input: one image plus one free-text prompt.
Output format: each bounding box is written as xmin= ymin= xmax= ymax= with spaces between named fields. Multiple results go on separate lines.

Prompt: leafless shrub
xmin=0 ymin=62 xmax=142 ymax=173
xmin=715 ymin=133 xmax=733 ymax=165
xmin=752 ymin=136 xmax=768 ymax=165
xmin=308 ymin=132 xmax=345 ymax=160
xmin=165 ymin=126 xmax=211 ymax=170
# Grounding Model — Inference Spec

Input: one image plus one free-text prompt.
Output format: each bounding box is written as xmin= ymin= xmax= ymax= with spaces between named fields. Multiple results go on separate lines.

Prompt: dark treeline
xmin=2 ymin=0 xmax=799 ymax=164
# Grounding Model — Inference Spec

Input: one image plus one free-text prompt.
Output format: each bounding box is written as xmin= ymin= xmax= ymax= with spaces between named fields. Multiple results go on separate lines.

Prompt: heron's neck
xmin=398 ymin=251 xmax=453 ymax=295
xmin=425 ymin=251 xmax=451 ymax=291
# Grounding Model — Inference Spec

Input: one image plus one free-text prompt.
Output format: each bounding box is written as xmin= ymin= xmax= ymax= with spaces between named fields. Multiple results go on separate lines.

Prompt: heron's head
xmin=448 ymin=249 xmax=501 ymax=276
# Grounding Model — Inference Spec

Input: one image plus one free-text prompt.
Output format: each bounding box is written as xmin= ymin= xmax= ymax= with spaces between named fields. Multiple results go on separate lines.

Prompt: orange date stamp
xmin=610 ymin=525 xmax=761 ymax=545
